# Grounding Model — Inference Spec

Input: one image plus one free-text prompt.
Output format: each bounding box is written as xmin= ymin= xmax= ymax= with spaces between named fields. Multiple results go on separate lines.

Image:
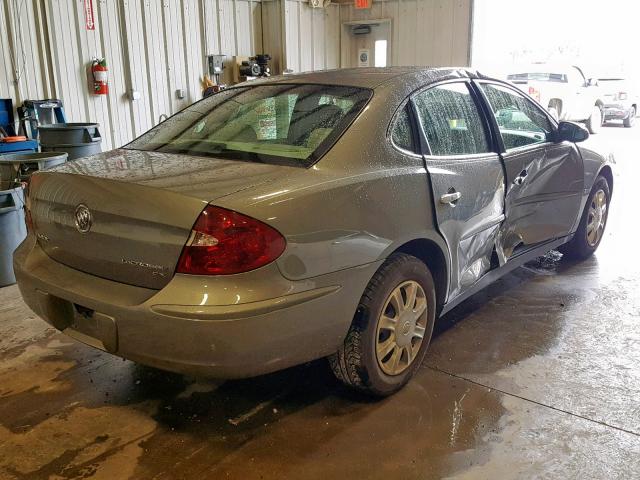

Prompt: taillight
xmin=528 ymin=86 xmax=541 ymax=102
xmin=176 ymin=205 xmax=286 ymax=275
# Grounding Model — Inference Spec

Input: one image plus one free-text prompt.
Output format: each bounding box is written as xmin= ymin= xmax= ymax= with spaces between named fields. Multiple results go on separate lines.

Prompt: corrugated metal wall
xmin=283 ymin=0 xmax=471 ymax=71
xmin=283 ymin=0 xmax=341 ymax=72
xmin=1 ymin=0 xmax=471 ymax=151
xmin=1 ymin=0 xmax=263 ymax=150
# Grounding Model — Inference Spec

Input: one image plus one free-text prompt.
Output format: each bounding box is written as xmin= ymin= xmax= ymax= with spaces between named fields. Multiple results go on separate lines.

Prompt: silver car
xmin=14 ymin=67 xmax=613 ymax=396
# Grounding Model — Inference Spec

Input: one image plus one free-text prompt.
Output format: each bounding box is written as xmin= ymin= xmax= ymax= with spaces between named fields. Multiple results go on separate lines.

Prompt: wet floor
xmin=1 ymin=125 xmax=639 ymax=479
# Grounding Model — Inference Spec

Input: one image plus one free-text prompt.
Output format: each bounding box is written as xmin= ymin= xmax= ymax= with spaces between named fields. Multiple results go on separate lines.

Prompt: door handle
xmin=440 ymin=191 xmax=462 ymax=205
xmin=513 ymin=169 xmax=528 ymax=186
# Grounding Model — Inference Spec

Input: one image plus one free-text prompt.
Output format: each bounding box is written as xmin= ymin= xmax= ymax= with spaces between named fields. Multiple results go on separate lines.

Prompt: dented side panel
xmin=425 ymin=155 xmax=505 ymax=300
xmin=498 ymin=142 xmax=584 ymax=258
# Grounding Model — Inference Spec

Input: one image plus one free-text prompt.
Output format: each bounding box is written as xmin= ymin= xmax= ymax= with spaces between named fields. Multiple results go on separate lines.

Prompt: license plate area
xmin=35 ymin=290 xmax=118 ymax=352
xmin=68 ymin=304 xmax=118 ymax=353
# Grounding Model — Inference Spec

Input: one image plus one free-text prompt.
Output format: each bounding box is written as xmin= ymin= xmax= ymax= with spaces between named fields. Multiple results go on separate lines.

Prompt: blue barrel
xmin=0 ymin=185 xmax=26 ymax=286
xmin=39 ymin=123 xmax=102 ymax=160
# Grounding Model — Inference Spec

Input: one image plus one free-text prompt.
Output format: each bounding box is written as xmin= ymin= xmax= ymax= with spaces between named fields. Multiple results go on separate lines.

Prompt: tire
xmin=586 ymin=105 xmax=603 ymax=134
xmin=623 ymin=107 xmax=636 ymax=128
xmin=559 ymin=175 xmax=610 ymax=260
xmin=329 ymin=253 xmax=436 ymax=397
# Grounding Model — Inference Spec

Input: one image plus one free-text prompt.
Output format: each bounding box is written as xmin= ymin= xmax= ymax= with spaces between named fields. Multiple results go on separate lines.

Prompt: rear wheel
xmin=559 ymin=175 xmax=610 ymax=260
xmin=623 ymin=107 xmax=636 ymax=127
xmin=329 ymin=253 xmax=436 ymax=396
xmin=586 ymin=105 xmax=603 ymax=134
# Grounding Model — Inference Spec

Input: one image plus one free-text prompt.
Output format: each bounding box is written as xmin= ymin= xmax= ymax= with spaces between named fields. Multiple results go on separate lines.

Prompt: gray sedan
xmin=14 ymin=67 xmax=613 ymax=396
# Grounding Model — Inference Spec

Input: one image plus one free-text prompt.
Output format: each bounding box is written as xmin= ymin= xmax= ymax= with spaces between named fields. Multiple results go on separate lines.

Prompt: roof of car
xmin=251 ymin=67 xmax=487 ymax=89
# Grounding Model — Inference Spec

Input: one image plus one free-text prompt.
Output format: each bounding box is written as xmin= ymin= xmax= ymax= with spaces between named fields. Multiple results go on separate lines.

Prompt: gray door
xmin=412 ymin=82 xmax=505 ymax=300
xmin=478 ymin=82 xmax=584 ymax=259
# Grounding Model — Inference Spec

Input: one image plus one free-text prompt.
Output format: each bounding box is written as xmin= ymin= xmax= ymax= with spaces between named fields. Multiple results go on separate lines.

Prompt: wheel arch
xmin=391 ymin=238 xmax=449 ymax=314
xmin=598 ymin=165 xmax=614 ymax=196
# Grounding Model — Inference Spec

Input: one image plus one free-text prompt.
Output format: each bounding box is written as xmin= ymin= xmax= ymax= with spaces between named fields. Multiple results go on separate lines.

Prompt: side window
xmin=481 ymin=83 xmax=553 ymax=150
xmin=413 ymin=82 xmax=490 ymax=156
xmin=391 ymin=105 xmax=415 ymax=152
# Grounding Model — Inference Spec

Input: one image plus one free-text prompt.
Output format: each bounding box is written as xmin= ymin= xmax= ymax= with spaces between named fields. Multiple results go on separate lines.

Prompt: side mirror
xmin=555 ymin=121 xmax=589 ymax=143
xmin=587 ymin=78 xmax=599 ymax=87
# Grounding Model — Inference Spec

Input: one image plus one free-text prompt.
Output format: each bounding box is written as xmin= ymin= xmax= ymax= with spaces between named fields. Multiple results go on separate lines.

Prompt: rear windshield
xmin=126 ymin=84 xmax=371 ymax=167
xmin=507 ymin=73 xmax=566 ymax=83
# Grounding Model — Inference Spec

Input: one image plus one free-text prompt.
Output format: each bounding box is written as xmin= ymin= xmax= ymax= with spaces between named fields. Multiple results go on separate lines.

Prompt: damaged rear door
xmin=412 ymin=81 xmax=505 ymax=300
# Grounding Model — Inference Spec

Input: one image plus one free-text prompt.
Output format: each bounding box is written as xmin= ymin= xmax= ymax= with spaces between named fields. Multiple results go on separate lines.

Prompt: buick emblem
xmin=74 ymin=204 xmax=93 ymax=233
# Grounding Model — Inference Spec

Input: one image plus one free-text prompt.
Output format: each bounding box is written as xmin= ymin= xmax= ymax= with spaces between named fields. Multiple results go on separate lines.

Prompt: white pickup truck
xmin=506 ymin=64 xmax=605 ymax=133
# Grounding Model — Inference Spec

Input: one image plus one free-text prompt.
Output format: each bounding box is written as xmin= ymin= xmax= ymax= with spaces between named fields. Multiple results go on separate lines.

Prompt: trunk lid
xmin=29 ymin=149 xmax=290 ymax=289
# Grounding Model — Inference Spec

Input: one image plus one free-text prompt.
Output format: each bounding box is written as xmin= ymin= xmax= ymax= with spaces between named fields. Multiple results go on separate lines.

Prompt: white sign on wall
xmin=358 ymin=49 xmax=370 ymax=67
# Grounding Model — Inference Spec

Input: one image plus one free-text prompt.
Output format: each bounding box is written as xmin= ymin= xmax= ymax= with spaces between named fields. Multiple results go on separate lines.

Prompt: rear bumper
xmin=14 ymin=236 xmax=380 ymax=378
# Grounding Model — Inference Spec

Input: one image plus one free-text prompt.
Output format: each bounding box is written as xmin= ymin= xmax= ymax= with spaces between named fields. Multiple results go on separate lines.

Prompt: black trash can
xmin=39 ymin=123 xmax=102 ymax=160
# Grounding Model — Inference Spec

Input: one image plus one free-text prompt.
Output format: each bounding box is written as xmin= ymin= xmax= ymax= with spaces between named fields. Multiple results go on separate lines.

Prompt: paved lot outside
xmin=0 ymin=123 xmax=638 ymax=479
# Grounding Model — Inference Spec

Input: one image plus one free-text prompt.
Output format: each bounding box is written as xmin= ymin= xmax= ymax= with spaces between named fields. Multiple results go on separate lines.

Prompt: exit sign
xmin=355 ymin=0 xmax=372 ymax=9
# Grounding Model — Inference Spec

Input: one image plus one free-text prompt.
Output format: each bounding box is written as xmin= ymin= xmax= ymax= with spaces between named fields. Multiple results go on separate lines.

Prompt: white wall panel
xmin=122 ymin=0 xmax=154 ymax=137
xmin=183 ymin=0 xmax=206 ymax=106
xmin=283 ymin=1 xmax=340 ymax=73
xmin=141 ymin=0 xmax=173 ymax=128
xmin=324 ymin=5 xmax=340 ymax=69
xmin=218 ymin=0 xmax=236 ymax=55
xmin=279 ymin=0 xmax=470 ymax=74
xmin=1 ymin=0 xmax=471 ymax=150
xmin=311 ymin=7 xmax=325 ymax=70
xmin=284 ymin=0 xmax=299 ymax=71
xmin=298 ymin=2 xmax=312 ymax=71
xmin=261 ymin=0 xmax=283 ymax=73
xmin=163 ymin=0 xmax=190 ymax=112
xmin=96 ymin=0 xmax=134 ymax=149
xmin=0 ymin=0 xmax=50 ymax=104
xmin=47 ymin=0 xmax=88 ymax=122
xmin=0 ymin=1 xmax=18 ymax=102
xmin=0 ymin=0 xmax=266 ymax=151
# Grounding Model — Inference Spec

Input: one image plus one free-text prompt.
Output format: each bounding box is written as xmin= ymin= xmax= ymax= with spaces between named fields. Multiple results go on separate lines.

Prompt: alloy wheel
xmin=375 ymin=280 xmax=428 ymax=376
xmin=586 ymin=189 xmax=608 ymax=247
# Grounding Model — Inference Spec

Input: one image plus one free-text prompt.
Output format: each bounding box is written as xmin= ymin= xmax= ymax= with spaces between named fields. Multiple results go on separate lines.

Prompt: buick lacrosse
xmin=15 ymin=67 xmax=613 ymax=395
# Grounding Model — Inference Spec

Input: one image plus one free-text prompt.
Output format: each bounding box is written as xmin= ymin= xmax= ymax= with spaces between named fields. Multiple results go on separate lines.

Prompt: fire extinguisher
xmin=91 ymin=58 xmax=108 ymax=95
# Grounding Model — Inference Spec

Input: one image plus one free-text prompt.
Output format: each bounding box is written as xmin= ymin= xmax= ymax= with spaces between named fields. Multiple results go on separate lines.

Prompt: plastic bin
xmin=39 ymin=123 xmax=102 ymax=160
xmin=0 ymin=152 xmax=68 ymax=185
xmin=0 ymin=185 xmax=26 ymax=287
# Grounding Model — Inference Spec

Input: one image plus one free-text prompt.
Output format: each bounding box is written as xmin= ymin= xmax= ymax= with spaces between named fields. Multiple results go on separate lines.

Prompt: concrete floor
xmin=1 ymin=124 xmax=639 ymax=479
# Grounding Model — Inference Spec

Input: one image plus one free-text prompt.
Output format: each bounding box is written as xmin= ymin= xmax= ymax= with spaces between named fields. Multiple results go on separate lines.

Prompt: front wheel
xmin=559 ymin=175 xmax=610 ymax=260
xmin=623 ymin=107 xmax=636 ymax=127
xmin=329 ymin=253 xmax=436 ymax=397
xmin=586 ymin=105 xmax=603 ymax=134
